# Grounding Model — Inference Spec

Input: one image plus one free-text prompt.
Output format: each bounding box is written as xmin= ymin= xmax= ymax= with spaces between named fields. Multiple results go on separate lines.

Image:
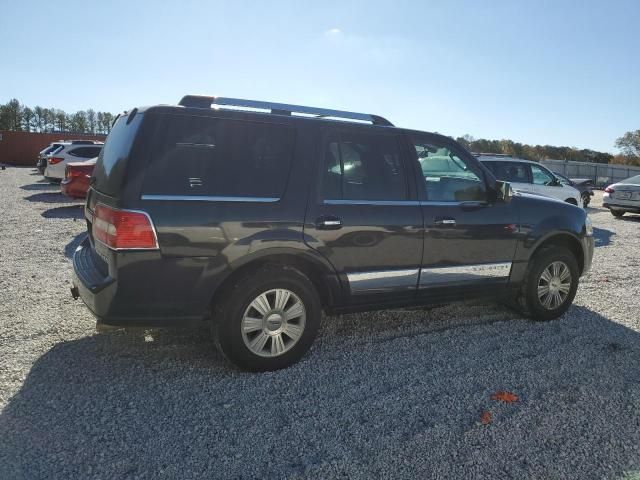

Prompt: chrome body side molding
xmin=141 ymin=195 xmax=279 ymax=203
xmin=419 ymin=262 xmax=512 ymax=286
xmin=347 ymin=269 xmax=420 ymax=294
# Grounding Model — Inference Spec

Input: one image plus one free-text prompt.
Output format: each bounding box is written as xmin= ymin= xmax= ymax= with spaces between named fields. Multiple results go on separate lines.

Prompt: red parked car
xmin=61 ymin=158 xmax=96 ymax=199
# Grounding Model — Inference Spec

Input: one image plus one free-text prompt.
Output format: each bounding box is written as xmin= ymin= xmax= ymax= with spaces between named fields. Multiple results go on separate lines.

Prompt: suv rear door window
xmin=321 ymin=131 xmax=407 ymax=201
xmin=142 ymin=115 xmax=295 ymax=199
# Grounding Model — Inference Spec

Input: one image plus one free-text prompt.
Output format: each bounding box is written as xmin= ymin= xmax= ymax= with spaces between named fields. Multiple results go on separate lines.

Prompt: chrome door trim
xmin=347 ymin=269 xmax=420 ymax=294
xmin=419 ymin=262 xmax=512 ymax=287
xmin=324 ymin=199 xmax=420 ymax=206
xmin=141 ymin=195 xmax=279 ymax=203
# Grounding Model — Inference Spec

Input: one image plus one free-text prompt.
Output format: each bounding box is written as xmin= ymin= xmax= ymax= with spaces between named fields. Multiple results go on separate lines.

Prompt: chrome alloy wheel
xmin=241 ymin=289 xmax=306 ymax=357
xmin=537 ymin=261 xmax=572 ymax=310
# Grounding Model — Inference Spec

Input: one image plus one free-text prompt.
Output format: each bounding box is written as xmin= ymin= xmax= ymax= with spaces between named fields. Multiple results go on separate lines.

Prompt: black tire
xmin=581 ymin=193 xmax=591 ymax=208
xmin=611 ymin=210 xmax=625 ymax=218
xmin=514 ymin=246 xmax=579 ymax=321
xmin=565 ymin=198 xmax=578 ymax=206
xmin=212 ymin=265 xmax=321 ymax=372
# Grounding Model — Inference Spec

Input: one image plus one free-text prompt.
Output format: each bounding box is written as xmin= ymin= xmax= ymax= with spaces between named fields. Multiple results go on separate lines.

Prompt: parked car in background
xmin=478 ymin=156 xmax=582 ymax=206
xmin=43 ymin=141 xmax=103 ymax=182
xmin=71 ymin=95 xmax=594 ymax=371
xmin=554 ymin=173 xmax=595 ymax=208
xmin=603 ymin=175 xmax=640 ymax=217
xmin=61 ymin=158 xmax=96 ymax=199
xmin=36 ymin=142 xmax=64 ymax=174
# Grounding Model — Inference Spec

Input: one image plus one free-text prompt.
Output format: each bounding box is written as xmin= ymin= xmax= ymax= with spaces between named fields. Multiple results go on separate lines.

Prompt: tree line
xmin=0 ymin=98 xmax=115 ymax=135
xmin=2 ymin=97 xmax=639 ymax=166
xmin=455 ymin=135 xmax=617 ymax=164
xmin=455 ymin=133 xmax=640 ymax=166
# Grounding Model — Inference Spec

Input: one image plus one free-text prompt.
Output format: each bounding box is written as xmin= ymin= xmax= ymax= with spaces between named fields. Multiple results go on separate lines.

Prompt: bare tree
xmin=21 ymin=106 xmax=34 ymax=132
xmin=86 ymin=109 xmax=97 ymax=134
xmin=615 ymin=130 xmax=640 ymax=159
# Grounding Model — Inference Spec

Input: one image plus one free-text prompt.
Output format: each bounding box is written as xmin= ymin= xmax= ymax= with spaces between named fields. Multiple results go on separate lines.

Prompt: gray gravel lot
xmin=1 ymin=167 xmax=640 ymax=479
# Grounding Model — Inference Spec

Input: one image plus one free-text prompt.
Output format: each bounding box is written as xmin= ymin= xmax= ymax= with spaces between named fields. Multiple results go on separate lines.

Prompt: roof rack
xmin=178 ymin=95 xmax=394 ymax=127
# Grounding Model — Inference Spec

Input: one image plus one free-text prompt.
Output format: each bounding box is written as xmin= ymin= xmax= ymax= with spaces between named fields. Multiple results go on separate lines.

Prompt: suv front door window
xmin=410 ymin=135 xmax=519 ymax=292
xmin=531 ymin=164 xmax=556 ymax=186
xmin=416 ymin=143 xmax=486 ymax=202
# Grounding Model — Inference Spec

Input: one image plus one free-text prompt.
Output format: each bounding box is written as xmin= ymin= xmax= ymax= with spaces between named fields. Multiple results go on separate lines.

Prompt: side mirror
xmin=494 ymin=180 xmax=512 ymax=203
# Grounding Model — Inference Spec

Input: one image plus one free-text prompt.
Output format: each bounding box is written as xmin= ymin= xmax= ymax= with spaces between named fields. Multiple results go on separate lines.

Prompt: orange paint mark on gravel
xmin=491 ymin=391 xmax=519 ymax=403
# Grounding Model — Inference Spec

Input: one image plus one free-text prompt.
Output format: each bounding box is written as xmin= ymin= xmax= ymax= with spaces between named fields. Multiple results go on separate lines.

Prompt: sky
xmin=1 ymin=0 xmax=638 ymax=153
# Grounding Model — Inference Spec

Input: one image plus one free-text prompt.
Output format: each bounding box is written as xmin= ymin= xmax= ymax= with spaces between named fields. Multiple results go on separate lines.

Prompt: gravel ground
xmin=1 ymin=166 xmax=640 ymax=479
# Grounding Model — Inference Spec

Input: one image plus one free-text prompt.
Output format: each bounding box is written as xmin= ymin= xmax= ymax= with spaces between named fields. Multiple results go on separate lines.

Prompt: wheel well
xmin=565 ymin=198 xmax=578 ymax=205
xmin=210 ymin=255 xmax=333 ymax=312
xmin=533 ymin=234 xmax=584 ymax=274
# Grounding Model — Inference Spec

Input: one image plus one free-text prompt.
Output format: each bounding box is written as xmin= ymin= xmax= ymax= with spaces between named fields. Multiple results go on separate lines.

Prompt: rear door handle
xmin=434 ymin=217 xmax=456 ymax=226
xmin=316 ymin=215 xmax=342 ymax=230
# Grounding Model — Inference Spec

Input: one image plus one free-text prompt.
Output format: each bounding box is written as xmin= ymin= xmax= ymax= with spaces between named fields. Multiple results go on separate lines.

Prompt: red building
xmin=0 ymin=130 xmax=107 ymax=166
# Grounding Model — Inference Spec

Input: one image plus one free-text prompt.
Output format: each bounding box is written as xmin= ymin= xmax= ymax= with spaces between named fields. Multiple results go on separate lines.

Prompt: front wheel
xmin=212 ymin=265 xmax=321 ymax=371
xmin=515 ymin=246 xmax=579 ymax=321
xmin=611 ymin=210 xmax=625 ymax=218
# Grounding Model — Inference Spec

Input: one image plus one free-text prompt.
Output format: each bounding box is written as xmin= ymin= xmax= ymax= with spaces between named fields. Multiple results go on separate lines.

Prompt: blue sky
xmin=1 ymin=0 xmax=638 ymax=152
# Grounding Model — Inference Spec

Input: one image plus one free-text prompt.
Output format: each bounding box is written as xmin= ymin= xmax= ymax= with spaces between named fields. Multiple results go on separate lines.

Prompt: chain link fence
xmin=541 ymin=159 xmax=640 ymax=188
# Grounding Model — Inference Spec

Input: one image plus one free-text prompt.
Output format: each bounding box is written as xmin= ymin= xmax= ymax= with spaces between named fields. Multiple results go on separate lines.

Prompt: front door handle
xmin=316 ymin=215 xmax=342 ymax=230
xmin=434 ymin=217 xmax=456 ymax=226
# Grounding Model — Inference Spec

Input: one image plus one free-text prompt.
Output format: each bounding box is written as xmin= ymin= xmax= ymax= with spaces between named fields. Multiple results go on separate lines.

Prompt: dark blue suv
xmin=72 ymin=95 xmax=594 ymax=371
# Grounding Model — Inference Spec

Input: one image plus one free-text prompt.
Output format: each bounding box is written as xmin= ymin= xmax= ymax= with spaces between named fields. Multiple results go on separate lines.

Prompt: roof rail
xmin=178 ymin=95 xmax=394 ymax=127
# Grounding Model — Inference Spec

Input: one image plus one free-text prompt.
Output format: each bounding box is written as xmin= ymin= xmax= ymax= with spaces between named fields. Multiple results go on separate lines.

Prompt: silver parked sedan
xmin=603 ymin=174 xmax=640 ymax=217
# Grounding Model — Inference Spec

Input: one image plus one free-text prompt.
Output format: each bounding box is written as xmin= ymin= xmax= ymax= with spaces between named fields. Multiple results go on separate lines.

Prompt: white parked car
xmin=603 ymin=174 xmax=640 ymax=217
xmin=43 ymin=141 xmax=103 ymax=181
xmin=478 ymin=156 xmax=582 ymax=206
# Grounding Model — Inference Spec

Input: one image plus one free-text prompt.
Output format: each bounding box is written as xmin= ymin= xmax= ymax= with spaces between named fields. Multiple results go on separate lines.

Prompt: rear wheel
xmin=611 ymin=210 xmax=625 ymax=218
xmin=514 ymin=246 xmax=579 ymax=321
xmin=212 ymin=265 xmax=321 ymax=371
xmin=565 ymin=198 xmax=578 ymax=206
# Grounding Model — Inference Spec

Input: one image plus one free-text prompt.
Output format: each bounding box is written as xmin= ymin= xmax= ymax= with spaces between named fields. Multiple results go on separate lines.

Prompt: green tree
xmin=70 ymin=111 xmax=88 ymax=132
xmin=54 ymin=109 xmax=67 ymax=132
xmin=1 ymin=99 xmax=23 ymax=131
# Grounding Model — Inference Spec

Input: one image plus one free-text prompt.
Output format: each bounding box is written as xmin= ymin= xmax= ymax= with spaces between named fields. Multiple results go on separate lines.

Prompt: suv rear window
xmin=92 ymin=113 xmax=143 ymax=196
xmin=68 ymin=146 xmax=103 ymax=158
xmin=141 ymin=115 xmax=295 ymax=199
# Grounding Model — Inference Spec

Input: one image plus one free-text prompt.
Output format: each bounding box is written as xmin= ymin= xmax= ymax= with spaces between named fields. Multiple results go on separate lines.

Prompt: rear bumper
xmin=603 ymin=202 xmax=640 ymax=213
xmin=44 ymin=162 xmax=65 ymax=179
xmin=61 ymin=177 xmax=89 ymax=199
xmin=71 ymin=236 xmax=205 ymax=327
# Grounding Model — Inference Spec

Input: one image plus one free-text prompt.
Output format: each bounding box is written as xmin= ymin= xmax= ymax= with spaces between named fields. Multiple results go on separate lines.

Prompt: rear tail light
xmin=604 ymin=186 xmax=614 ymax=193
xmin=48 ymin=157 xmax=64 ymax=165
xmin=93 ymin=204 xmax=158 ymax=250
